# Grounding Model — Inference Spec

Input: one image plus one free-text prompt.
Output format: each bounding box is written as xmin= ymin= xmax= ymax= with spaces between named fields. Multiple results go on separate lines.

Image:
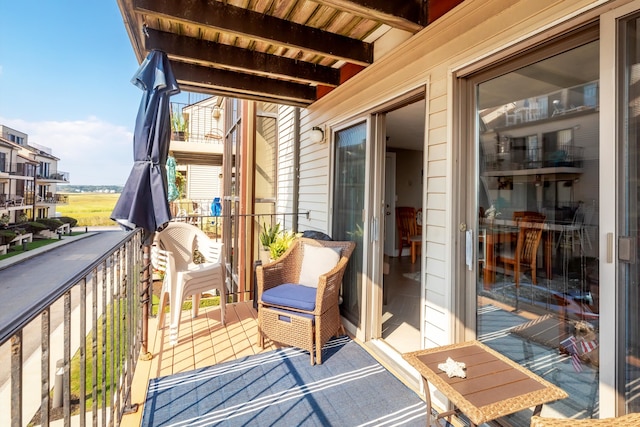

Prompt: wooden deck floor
xmin=121 ymin=301 xmax=280 ymax=427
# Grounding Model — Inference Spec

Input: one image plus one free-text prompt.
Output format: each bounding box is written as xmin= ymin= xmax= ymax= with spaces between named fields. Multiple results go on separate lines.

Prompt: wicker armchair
xmin=531 ymin=413 xmax=640 ymax=426
xmin=257 ymin=237 xmax=355 ymax=365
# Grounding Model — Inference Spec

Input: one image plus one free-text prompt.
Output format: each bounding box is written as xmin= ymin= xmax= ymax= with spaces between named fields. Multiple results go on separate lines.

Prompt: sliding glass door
xmin=618 ymin=11 xmax=640 ymax=415
xmin=472 ymin=33 xmax=600 ymax=421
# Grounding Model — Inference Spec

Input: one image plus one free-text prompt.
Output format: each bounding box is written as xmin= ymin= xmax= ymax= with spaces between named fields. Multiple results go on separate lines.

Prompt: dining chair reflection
xmin=497 ymin=219 xmax=544 ymax=310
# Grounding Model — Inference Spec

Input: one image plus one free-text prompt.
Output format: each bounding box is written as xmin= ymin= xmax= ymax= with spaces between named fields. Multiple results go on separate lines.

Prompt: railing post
xmin=41 ymin=308 xmax=51 ymax=425
xmin=10 ymin=332 xmax=22 ymax=427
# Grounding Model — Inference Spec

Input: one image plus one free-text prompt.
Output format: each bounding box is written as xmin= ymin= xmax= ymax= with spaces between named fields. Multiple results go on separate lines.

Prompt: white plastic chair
xmin=151 ymin=222 xmax=226 ymax=345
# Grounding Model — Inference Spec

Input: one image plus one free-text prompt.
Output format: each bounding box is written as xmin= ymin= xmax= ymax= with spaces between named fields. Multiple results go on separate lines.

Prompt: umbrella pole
xmin=140 ymin=243 xmax=153 ymax=361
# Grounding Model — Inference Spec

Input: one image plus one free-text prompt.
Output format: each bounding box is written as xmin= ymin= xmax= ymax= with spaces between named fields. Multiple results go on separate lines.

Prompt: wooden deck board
xmin=121 ymin=301 xmax=271 ymax=427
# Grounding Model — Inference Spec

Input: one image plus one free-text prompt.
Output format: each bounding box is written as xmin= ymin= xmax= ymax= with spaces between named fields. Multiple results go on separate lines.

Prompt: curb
xmin=0 ymin=231 xmax=98 ymax=271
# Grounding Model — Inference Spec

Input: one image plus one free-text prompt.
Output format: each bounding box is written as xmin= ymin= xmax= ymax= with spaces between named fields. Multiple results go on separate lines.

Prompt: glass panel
xmin=255 ymin=114 xmax=277 ymax=201
xmin=476 ymin=41 xmax=600 ymax=421
xmin=333 ymin=122 xmax=366 ymax=326
xmin=619 ymin=14 xmax=640 ymax=413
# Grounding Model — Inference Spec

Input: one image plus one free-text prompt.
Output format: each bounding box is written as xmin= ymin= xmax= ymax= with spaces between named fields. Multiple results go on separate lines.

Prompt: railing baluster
xmin=101 ymin=260 xmax=107 ymax=427
xmin=109 ymin=253 xmax=115 ymax=427
xmin=64 ymin=291 xmax=71 ymax=425
xmin=10 ymin=331 xmax=22 ymax=427
xmin=122 ymin=238 xmax=139 ymax=416
xmin=41 ymin=308 xmax=50 ymax=427
xmin=92 ymin=266 xmax=98 ymax=427
xmin=80 ymin=278 xmax=87 ymax=427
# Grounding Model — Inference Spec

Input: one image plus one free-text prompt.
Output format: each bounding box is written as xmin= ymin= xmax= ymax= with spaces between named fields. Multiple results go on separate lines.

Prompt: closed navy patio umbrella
xmin=111 ymin=49 xmax=180 ymax=237
xmin=110 ymin=49 xmax=179 ymax=358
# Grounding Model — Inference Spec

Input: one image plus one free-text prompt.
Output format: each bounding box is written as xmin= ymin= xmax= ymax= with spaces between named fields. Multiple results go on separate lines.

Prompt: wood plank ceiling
xmin=117 ymin=0 xmax=464 ymax=107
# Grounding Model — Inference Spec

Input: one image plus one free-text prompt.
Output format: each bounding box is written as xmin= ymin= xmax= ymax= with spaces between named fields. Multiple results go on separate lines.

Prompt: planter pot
xmin=171 ymin=131 xmax=186 ymax=141
xmin=259 ymin=248 xmax=272 ymax=264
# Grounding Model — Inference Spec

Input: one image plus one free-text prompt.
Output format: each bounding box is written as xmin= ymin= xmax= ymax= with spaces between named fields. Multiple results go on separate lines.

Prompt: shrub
xmin=57 ymin=216 xmax=78 ymax=227
xmin=36 ymin=218 xmax=65 ymax=231
xmin=22 ymin=221 xmax=48 ymax=234
xmin=0 ymin=230 xmax=17 ymax=245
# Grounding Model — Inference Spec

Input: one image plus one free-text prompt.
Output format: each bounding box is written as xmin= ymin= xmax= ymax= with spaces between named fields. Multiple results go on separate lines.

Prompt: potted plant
xmin=171 ymin=107 xmax=189 ymax=141
xmin=268 ymin=229 xmax=302 ymax=261
xmin=259 ymin=222 xmax=280 ymax=263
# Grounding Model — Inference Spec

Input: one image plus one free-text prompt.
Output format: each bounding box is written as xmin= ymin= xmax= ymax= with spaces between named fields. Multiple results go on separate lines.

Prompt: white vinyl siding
xmin=275 ymin=105 xmax=296 ymax=225
xmin=186 ymin=165 xmax=222 ymax=201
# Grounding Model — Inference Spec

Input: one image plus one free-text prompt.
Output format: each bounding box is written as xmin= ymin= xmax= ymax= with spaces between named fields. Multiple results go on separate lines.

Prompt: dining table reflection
xmin=480 ymin=218 xmax=570 ymax=288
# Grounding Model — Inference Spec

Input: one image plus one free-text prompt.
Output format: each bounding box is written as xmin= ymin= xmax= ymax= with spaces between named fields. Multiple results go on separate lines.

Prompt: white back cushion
xmin=298 ymin=244 xmax=341 ymax=288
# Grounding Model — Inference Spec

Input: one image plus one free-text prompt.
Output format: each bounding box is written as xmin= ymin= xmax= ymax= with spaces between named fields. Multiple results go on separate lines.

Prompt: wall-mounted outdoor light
xmin=310 ymin=126 xmax=325 ymax=144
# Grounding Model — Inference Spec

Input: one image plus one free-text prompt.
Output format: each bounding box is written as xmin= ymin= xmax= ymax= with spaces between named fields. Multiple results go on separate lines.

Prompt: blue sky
xmin=0 ymin=1 xmax=180 ymax=185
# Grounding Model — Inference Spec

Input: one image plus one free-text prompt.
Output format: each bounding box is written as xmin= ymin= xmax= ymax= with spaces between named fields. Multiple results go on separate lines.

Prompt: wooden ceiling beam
xmin=134 ymin=0 xmax=373 ymax=65
xmin=145 ymin=28 xmax=340 ymax=87
xmin=170 ymin=61 xmax=317 ymax=106
xmin=313 ymin=0 xmax=426 ymax=32
xmin=178 ymin=83 xmax=312 ymax=108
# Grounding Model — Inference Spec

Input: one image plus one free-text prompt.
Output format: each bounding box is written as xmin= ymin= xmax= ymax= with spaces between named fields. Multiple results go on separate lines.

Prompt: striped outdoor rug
xmin=142 ymin=336 xmax=427 ymax=426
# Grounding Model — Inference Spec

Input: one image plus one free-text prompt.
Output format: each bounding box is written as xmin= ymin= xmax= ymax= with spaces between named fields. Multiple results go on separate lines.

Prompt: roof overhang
xmin=116 ymin=0 xmax=464 ymax=106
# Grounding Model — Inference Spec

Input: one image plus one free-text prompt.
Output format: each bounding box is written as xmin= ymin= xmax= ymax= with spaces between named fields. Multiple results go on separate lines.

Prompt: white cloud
xmin=0 ymin=116 xmax=134 ymax=185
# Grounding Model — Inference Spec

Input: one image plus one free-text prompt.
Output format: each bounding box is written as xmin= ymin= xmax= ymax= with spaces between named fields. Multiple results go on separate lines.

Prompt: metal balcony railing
xmin=0 ymin=200 xmax=310 ymax=426
xmin=170 ymin=102 xmax=224 ymax=145
xmin=37 ymin=170 xmax=70 ymax=182
xmin=35 ymin=193 xmax=69 ymax=204
xmin=3 ymin=162 xmax=36 ymax=177
xmin=0 ymin=229 xmax=144 ymax=426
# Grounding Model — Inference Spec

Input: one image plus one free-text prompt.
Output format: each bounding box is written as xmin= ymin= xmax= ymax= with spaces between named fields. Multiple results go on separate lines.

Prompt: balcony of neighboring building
xmin=34 ymin=192 xmax=68 ymax=206
xmin=37 ymin=170 xmax=70 ymax=183
xmin=0 ymin=158 xmax=9 ymax=181
xmin=1 ymin=161 xmax=36 ymax=179
xmin=1 ymin=193 xmax=27 ymax=211
xmin=170 ymin=101 xmax=224 ymax=167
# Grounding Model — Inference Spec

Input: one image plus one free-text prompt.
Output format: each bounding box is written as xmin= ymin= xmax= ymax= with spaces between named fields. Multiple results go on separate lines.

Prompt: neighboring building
xmin=169 ymin=97 xmax=224 ymax=214
xmin=119 ymin=0 xmax=640 ymax=421
xmin=0 ymin=125 xmax=69 ymax=223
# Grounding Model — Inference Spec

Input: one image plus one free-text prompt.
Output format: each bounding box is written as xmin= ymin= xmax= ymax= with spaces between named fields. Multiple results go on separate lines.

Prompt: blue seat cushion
xmin=261 ymin=283 xmax=316 ymax=311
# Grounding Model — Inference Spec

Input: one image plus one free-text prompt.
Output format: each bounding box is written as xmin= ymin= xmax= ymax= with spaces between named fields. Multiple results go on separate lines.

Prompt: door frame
xmin=601 ymin=1 xmax=640 ymax=417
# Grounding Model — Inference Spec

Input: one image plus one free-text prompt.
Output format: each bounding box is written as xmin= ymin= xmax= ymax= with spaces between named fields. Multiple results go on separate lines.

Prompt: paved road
xmin=0 ymin=229 xmax=134 ymax=386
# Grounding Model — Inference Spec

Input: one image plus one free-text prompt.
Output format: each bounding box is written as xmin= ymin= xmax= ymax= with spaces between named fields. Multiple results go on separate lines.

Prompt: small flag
xmin=579 ymin=339 xmax=598 ymax=354
xmin=561 ymin=336 xmax=583 ymax=372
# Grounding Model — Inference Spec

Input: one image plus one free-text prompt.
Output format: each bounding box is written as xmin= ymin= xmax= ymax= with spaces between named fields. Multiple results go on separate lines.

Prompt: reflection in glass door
xmin=619 ymin=13 xmax=640 ymax=414
xmin=332 ymin=122 xmax=367 ymax=327
xmin=474 ymin=38 xmax=600 ymax=421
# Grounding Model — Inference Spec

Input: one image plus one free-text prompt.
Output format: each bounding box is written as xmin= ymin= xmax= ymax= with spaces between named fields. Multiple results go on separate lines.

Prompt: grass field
xmin=56 ymin=193 xmax=120 ymax=227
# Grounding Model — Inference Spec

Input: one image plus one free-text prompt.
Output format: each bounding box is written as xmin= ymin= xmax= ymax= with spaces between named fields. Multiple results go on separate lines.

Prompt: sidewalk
xmin=0 ymin=226 xmax=120 ymax=271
